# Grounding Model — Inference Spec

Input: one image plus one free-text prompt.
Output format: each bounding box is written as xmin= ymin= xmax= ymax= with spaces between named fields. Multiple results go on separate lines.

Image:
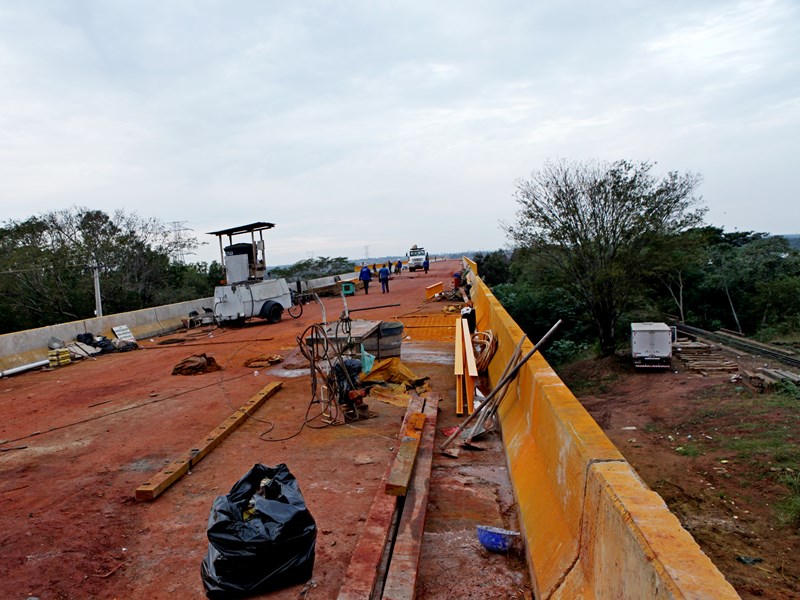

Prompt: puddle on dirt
xmin=124 ymin=458 xmax=168 ymax=472
xmin=400 ymin=345 xmax=454 ymax=366
xmin=264 ymin=367 xmax=311 ymax=378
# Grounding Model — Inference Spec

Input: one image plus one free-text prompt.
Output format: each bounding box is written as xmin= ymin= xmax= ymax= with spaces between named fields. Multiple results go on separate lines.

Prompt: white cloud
xmin=1 ymin=0 xmax=798 ymax=264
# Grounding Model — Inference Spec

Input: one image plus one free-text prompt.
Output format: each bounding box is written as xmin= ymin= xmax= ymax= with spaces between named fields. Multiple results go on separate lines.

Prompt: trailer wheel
xmin=267 ymin=303 xmax=283 ymax=324
xmin=259 ymin=301 xmax=284 ymax=324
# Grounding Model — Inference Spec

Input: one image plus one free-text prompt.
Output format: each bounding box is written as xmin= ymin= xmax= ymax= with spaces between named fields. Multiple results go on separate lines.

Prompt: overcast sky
xmin=1 ymin=1 xmax=798 ymax=266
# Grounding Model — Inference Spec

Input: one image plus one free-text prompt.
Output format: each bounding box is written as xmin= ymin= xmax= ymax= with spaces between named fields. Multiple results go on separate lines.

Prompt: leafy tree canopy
xmin=0 ymin=207 xmax=209 ymax=333
xmin=504 ymin=159 xmax=705 ymax=355
xmin=272 ymin=257 xmax=355 ymax=281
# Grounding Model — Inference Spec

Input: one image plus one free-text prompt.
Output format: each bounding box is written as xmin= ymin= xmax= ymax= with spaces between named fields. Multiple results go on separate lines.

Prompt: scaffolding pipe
xmin=1 ymin=360 xmax=49 ymax=378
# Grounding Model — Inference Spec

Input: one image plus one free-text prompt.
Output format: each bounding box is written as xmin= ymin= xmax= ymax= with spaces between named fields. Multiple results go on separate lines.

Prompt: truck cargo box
xmin=631 ymin=322 xmax=672 ymax=369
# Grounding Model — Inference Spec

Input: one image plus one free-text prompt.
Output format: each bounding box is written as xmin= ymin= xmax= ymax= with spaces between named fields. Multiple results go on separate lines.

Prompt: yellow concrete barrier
xmin=462 ymin=256 xmax=478 ymax=276
xmin=465 ymin=262 xmax=739 ymax=599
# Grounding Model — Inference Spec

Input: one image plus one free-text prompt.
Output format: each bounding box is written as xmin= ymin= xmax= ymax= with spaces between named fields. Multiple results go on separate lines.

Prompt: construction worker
xmin=359 ymin=264 xmax=372 ymax=294
xmin=379 ymin=263 xmax=391 ymax=293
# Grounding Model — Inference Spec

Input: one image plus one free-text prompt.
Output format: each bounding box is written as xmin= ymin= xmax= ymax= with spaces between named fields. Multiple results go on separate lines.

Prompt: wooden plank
xmin=462 ymin=318 xmax=478 ymax=414
xmin=135 ymin=381 xmax=282 ymax=501
xmin=455 ymin=318 xmax=465 ymax=416
xmin=462 ymin=319 xmax=478 ymax=377
xmin=425 ymin=281 xmax=443 ymax=300
xmin=454 ymin=318 xmax=464 ymax=376
xmin=381 ymin=393 xmax=440 ymax=600
xmin=456 ymin=374 xmax=464 ymax=417
xmin=337 ymin=459 xmax=400 ymax=600
xmin=385 ymin=412 xmax=426 ymax=496
xmin=775 ymin=370 xmax=800 ymax=383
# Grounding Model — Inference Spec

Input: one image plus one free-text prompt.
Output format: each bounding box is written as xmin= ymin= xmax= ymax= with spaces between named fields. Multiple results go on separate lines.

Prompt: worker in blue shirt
xmin=359 ymin=264 xmax=372 ymax=294
xmin=379 ymin=264 xmax=391 ymax=293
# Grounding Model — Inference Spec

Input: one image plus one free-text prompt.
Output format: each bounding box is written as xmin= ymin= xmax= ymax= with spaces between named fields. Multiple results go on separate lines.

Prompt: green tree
xmin=272 ymin=257 xmax=355 ymax=281
xmin=0 ymin=207 xmax=208 ymax=333
xmin=504 ymin=159 xmax=704 ymax=355
xmin=647 ymin=227 xmax=719 ymax=323
xmin=702 ymin=232 xmax=800 ymax=333
xmin=474 ymin=250 xmax=511 ymax=287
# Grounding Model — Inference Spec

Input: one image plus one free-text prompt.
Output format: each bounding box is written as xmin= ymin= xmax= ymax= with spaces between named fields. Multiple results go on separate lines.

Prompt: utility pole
xmin=91 ymin=265 xmax=103 ymax=317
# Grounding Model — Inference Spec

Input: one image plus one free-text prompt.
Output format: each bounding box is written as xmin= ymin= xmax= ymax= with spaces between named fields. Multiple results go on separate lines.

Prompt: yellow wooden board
xmin=462 ymin=318 xmax=478 ymax=414
xmin=135 ymin=381 xmax=283 ymax=501
xmin=386 ymin=400 xmax=426 ymax=496
xmin=454 ymin=318 xmax=465 ymax=416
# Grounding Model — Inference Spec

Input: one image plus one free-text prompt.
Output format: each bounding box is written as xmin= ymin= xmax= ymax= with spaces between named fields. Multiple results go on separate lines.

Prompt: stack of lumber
xmin=454 ymin=318 xmax=478 ymax=416
xmin=672 ymin=340 xmax=739 ymax=373
xmin=758 ymin=368 xmax=800 ymax=385
xmin=741 ymin=368 xmax=800 ymax=392
xmin=742 ymin=370 xmax=770 ymax=392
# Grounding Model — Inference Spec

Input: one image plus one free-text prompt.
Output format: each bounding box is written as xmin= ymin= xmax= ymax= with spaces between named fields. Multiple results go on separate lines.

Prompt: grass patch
xmin=777 ymin=472 xmax=800 ymax=528
xmin=564 ymin=371 xmax=620 ymax=396
xmin=675 ymin=443 xmax=703 ymax=457
xmin=722 ymin=430 xmax=800 ymax=462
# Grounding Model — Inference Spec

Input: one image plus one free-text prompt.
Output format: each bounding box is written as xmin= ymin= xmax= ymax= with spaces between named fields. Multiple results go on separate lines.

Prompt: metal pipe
xmin=347 ymin=303 xmax=401 ymax=313
xmin=1 ymin=360 xmax=50 ymax=378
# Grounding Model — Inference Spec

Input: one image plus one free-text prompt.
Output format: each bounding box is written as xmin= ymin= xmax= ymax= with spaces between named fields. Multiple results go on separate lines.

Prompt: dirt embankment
xmin=559 ymin=355 xmax=800 ymax=600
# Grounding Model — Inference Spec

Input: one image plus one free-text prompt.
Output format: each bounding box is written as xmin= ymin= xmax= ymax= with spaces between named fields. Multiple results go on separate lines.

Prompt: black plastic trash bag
xmin=200 ymin=464 xmax=316 ymax=599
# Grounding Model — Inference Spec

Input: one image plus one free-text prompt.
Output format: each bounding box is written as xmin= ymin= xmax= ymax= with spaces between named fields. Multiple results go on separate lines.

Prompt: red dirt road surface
xmin=0 ymin=260 xmax=530 ymax=599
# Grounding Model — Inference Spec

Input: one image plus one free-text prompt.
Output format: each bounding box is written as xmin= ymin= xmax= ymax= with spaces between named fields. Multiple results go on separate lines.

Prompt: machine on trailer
xmin=209 ymin=222 xmax=292 ymax=325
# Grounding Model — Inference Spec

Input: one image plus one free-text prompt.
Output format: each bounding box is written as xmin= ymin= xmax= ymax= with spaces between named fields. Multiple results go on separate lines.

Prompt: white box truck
xmin=631 ymin=322 xmax=673 ymax=369
xmin=407 ymin=245 xmax=427 ymax=271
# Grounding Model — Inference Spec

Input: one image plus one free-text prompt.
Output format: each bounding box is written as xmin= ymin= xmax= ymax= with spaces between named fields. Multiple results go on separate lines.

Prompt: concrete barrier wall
xmin=1 ymin=265 xmax=366 ymax=371
xmin=0 ymin=298 xmax=213 ymax=372
xmin=465 ymin=264 xmax=740 ymax=599
xmin=338 ymin=271 xmax=359 ymax=283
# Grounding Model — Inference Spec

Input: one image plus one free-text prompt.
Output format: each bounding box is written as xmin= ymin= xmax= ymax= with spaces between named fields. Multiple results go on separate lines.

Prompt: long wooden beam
xmin=381 ymin=392 xmax=440 ymax=599
xmin=455 ymin=318 xmax=465 ymax=416
xmin=385 ymin=411 xmax=426 ymax=496
xmin=338 ymin=393 xmax=425 ymax=599
xmin=337 ymin=467 xmax=399 ymax=600
xmin=462 ymin=318 xmax=478 ymax=414
xmin=134 ymin=381 xmax=282 ymax=501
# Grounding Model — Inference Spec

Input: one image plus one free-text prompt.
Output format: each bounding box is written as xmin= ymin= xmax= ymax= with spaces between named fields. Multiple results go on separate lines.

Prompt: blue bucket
xmin=476 ymin=525 xmax=520 ymax=552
